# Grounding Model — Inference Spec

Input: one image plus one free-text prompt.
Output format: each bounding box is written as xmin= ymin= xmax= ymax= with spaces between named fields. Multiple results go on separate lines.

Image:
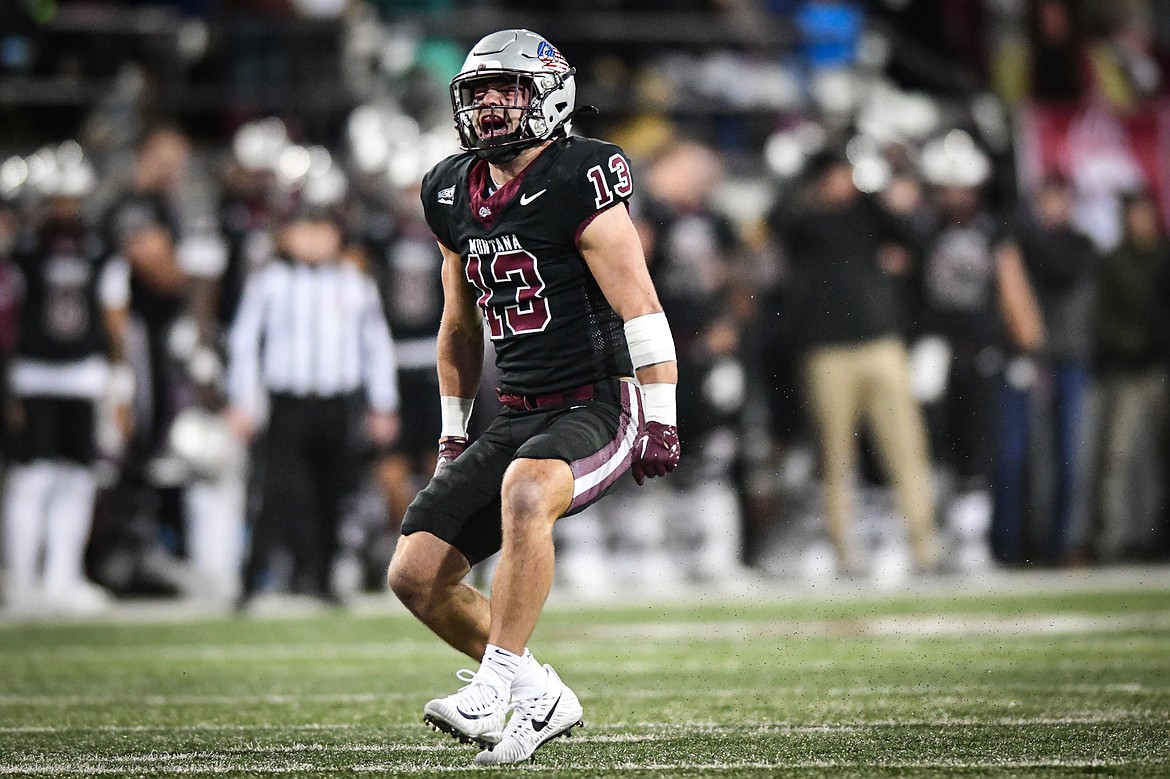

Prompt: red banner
xmin=1016 ymin=99 xmax=1170 ymax=250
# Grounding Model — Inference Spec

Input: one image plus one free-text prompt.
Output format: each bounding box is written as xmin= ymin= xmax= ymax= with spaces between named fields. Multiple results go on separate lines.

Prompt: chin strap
xmin=476 ymin=143 xmax=525 ymax=164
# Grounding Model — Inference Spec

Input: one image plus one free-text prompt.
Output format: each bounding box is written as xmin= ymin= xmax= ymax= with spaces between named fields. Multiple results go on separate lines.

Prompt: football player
xmin=2 ymin=151 xmax=132 ymax=614
xmin=387 ymin=29 xmax=680 ymax=765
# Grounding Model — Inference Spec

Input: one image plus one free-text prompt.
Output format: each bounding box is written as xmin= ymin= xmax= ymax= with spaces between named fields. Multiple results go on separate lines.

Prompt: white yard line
xmin=0 ymin=680 xmax=1162 ymax=711
xmin=586 ymin=612 xmax=1170 ymax=641
xmin=6 ymin=611 xmax=1167 ymax=667
xmin=1 ymin=712 xmax=1160 ymax=736
xmin=1 ymin=757 xmax=1164 ymax=775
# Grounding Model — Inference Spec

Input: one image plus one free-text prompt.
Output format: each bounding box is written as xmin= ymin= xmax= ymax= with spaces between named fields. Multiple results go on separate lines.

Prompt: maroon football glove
xmin=435 ymin=437 xmax=468 ymax=477
xmin=631 ymin=421 xmax=680 ymax=486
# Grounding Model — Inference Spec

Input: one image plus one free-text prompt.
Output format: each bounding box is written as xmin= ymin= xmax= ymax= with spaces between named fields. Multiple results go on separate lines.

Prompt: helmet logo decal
xmin=451 ymin=30 xmax=576 ymax=161
xmin=536 ymin=40 xmax=570 ymax=73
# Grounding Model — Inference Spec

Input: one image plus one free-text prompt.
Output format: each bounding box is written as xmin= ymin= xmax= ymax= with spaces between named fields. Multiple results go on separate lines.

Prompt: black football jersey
xmin=13 ymin=220 xmax=114 ymax=362
xmin=217 ymin=195 xmax=274 ymax=330
xmin=102 ymin=190 xmax=184 ymax=329
xmin=421 ymin=136 xmax=635 ymax=395
xmin=918 ymin=213 xmax=1005 ymax=347
xmin=362 ymin=212 xmax=445 ymax=344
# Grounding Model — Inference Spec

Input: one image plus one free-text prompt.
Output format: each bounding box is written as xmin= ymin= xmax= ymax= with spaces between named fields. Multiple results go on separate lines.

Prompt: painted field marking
xmin=0 ymin=680 xmax=1162 ymax=711
xmin=2 ymin=711 xmax=1161 ymax=736
xmin=2 ymin=756 xmax=1164 ymax=775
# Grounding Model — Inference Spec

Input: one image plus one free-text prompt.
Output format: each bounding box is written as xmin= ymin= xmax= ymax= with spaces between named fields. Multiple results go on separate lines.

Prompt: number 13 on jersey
xmin=467 ymin=249 xmax=552 ymax=338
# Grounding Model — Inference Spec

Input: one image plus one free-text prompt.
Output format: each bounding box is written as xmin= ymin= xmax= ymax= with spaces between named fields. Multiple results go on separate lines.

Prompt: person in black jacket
xmin=993 ymin=174 xmax=1097 ymax=566
xmin=1085 ymin=190 xmax=1169 ymax=561
xmin=771 ymin=150 xmax=939 ymax=577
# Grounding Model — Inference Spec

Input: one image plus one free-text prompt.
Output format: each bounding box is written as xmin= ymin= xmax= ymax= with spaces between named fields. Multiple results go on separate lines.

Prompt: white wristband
xmin=624 ymin=312 xmax=676 ymax=370
xmin=640 ymin=383 xmax=676 ymax=427
xmin=440 ymin=396 xmax=475 ymax=439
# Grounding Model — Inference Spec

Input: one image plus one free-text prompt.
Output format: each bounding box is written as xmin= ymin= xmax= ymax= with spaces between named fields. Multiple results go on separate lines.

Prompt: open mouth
xmin=479 ymin=113 xmax=511 ymax=139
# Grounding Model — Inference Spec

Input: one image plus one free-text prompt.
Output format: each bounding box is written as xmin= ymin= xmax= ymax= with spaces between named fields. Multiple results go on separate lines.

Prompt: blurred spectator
xmin=90 ymin=124 xmax=195 ymax=596
xmin=1086 ymin=2 xmax=1168 ymax=110
xmin=769 ymin=149 xmax=939 ymax=577
xmin=911 ymin=131 xmax=1045 ymax=572
xmin=2 ymin=156 xmax=132 ymax=614
xmin=1084 ymin=190 xmax=1169 ymax=561
xmin=197 ymin=120 xmax=286 ymax=354
xmin=227 ymin=197 xmax=399 ymax=608
xmin=994 ymin=0 xmax=1168 ymax=111
xmin=559 ymin=139 xmax=751 ymax=590
xmin=993 ymin=0 xmax=1091 ymax=106
xmin=994 ymin=174 xmax=1098 ymax=566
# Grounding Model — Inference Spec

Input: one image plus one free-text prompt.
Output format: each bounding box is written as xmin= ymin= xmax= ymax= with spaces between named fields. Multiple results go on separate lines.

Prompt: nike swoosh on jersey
xmin=531 ymin=693 xmax=561 ymax=732
xmin=519 ymin=189 xmax=547 ymax=205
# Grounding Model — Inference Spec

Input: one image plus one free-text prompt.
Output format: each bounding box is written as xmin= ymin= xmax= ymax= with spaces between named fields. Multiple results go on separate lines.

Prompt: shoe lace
xmin=453 ymin=669 xmax=504 ymax=714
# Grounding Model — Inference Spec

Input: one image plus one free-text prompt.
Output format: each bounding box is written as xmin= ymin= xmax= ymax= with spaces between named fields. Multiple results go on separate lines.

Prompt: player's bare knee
xmin=501 ymin=462 xmax=567 ymax=531
xmin=386 ymin=555 xmax=422 ymax=606
xmin=387 ymin=532 xmax=469 ymax=614
xmin=386 ymin=548 xmax=439 ymax=614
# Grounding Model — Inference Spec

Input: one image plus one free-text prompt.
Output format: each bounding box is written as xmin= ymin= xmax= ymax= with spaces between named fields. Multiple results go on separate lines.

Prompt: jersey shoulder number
xmin=551 ymin=137 xmax=635 ymax=232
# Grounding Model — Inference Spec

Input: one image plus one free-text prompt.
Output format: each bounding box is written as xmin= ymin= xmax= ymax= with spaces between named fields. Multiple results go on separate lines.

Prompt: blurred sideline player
xmin=353 ymin=180 xmax=445 ymax=535
xmin=176 ymin=120 xmax=287 ymax=601
xmin=911 ymin=132 xmax=1045 ymax=572
xmin=386 ymin=30 xmax=680 ymax=765
xmin=91 ymin=125 xmax=193 ymax=595
xmin=2 ymin=150 xmax=133 ymax=614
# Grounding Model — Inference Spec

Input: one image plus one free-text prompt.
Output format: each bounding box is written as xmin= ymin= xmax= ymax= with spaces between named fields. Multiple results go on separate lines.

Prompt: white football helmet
xmin=450 ymin=29 xmax=576 ymax=163
xmin=920 ymin=130 xmax=990 ymax=188
xmin=169 ymin=406 xmax=243 ymax=481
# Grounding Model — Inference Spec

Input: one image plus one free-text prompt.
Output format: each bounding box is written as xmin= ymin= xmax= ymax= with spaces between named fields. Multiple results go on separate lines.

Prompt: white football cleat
xmin=474 ymin=665 xmax=583 ymax=765
xmin=44 ymin=580 xmax=112 ymax=616
xmin=423 ymin=669 xmax=508 ymax=747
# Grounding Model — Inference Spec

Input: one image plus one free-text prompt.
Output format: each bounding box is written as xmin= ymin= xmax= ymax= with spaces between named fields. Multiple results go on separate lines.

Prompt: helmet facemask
xmin=451 ymin=67 xmax=576 ymax=164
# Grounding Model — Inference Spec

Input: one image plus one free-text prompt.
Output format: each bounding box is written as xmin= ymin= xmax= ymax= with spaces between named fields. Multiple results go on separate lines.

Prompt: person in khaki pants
xmin=803 ymin=336 xmax=938 ymax=573
xmin=772 ymin=150 xmax=939 ymax=575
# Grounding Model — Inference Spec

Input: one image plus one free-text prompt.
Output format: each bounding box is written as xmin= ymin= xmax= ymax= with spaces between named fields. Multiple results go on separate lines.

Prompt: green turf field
xmin=2 ymin=567 xmax=1169 ymax=777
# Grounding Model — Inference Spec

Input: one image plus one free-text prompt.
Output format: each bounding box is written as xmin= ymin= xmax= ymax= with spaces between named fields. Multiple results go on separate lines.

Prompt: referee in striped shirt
xmin=226 ymin=201 xmax=399 ymax=606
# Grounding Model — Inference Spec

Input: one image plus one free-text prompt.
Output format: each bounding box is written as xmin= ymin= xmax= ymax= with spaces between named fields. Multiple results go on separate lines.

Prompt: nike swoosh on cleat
xmin=519 ymin=189 xmax=547 ymax=205
xmin=531 ymin=693 xmax=561 ymax=732
xmin=455 ymin=706 xmax=496 ymax=720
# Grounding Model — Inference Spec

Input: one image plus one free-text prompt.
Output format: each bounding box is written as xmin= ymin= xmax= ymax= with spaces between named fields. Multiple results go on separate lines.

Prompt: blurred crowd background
xmin=2 ymin=0 xmax=1170 ymax=615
